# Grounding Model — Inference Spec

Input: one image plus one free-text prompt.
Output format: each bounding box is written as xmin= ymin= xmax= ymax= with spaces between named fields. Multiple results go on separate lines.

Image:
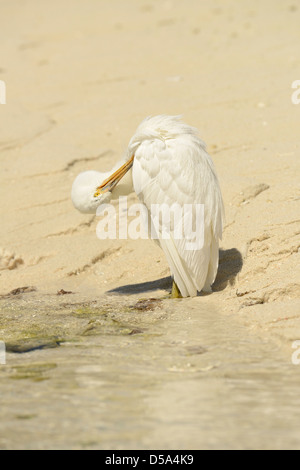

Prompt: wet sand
xmin=1 ymin=292 xmax=300 ymax=450
xmin=0 ymin=0 xmax=300 ymax=450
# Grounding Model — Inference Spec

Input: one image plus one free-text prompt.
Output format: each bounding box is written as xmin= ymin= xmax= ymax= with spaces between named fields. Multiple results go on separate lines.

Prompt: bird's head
xmin=71 ymin=170 xmax=113 ymax=214
xmin=71 ymin=155 xmax=134 ymax=214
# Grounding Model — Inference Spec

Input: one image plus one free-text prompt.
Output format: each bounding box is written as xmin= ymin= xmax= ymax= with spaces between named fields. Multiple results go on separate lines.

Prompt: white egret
xmin=71 ymin=115 xmax=224 ymax=297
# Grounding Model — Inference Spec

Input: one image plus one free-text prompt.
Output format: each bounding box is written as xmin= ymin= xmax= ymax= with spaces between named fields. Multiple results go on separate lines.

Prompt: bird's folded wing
xmin=132 ymin=136 xmax=224 ymax=295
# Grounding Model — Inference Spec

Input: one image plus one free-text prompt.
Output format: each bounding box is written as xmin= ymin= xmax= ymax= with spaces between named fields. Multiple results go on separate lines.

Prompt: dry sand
xmin=1 ymin=0 xmax=299 ymax=348
xmin=0 ymin=0 xmax=300 ymax=449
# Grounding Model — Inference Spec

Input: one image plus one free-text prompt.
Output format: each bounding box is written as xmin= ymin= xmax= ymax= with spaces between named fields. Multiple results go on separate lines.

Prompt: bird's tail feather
xmin=203 ymin=236 xmax=219 ymax=292
xmin=159 ymin=236 xmax=197 ymax=297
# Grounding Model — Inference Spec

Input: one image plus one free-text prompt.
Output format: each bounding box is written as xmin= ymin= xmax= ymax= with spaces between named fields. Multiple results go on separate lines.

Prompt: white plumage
xmin=72 ymin=115 xmax=224 ymax=297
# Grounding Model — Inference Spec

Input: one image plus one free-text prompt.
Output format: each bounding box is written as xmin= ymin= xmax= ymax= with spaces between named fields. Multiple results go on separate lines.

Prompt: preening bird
xmin=71 ymin=115 xmax=224 ymax=297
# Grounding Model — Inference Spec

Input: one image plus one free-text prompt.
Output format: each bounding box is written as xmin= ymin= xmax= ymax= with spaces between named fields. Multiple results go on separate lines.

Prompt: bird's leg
xmin=171 ymin=280 xmax=182 ymax=299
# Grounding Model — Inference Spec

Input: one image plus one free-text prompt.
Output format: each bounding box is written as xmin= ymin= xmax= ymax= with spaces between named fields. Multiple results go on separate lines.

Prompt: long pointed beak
xmin=94 ymin=155 xmax=134 ymax=197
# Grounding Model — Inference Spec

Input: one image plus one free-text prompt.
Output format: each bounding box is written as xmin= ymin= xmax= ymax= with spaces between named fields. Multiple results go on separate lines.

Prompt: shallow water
xmin=0 ymin=294 xmax=299 ymax=450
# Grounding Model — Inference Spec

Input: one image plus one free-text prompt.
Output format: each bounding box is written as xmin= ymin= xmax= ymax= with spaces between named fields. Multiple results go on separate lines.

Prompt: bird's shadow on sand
xmin=107 ymin=276 xmax=173 ymax=296
xmin=213 ymin=248 xmax=243 ymax=292
xmin=107 ymin=248 xmax=243 ymax=296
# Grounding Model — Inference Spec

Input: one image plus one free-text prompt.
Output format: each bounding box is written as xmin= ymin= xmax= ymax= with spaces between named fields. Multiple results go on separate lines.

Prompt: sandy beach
xmin=0 ymin=0 xmax=300 ymax=450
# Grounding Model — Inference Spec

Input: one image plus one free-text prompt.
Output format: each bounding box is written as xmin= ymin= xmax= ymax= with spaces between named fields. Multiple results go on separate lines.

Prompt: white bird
xmin=71 ymin=115 xmax=224 ymax=297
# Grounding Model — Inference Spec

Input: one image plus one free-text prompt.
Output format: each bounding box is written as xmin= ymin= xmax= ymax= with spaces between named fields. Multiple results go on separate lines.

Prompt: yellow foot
xmin=171 ymin=281 xmax=182 ymax=298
